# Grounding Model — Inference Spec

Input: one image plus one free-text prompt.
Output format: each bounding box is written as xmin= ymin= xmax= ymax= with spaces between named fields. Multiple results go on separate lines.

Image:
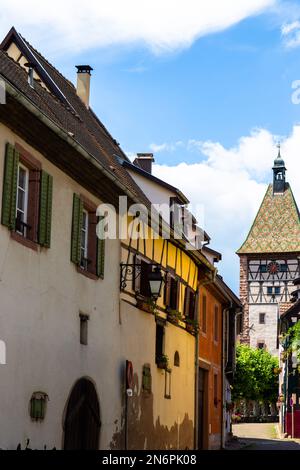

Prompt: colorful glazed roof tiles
xmin=237 ymin=184 xmax=300 ymax=254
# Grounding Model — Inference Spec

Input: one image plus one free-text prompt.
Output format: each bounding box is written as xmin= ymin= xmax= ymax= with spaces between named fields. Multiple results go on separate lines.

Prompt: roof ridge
xmin=236 ymin=184 xmax=270 ymax=254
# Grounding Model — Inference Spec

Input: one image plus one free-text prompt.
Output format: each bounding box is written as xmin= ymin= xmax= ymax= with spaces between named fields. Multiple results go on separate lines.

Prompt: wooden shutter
xmin=184 ymin=287 xmax=190 ymax=318
xmin=71 ymin=194 xmax=83 ymax=265
xmin=164 ymin=273 xmax=171 ymax=308
xmin=38 ymin=171 xmax=53 ymax=247
xmin=1 ymin=143 xmax=19 ymax=230
xmin=96 ymin=216 xmax=105 ymax=278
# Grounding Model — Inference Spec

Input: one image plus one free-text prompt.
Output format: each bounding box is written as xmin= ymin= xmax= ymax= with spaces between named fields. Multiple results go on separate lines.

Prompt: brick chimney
xmin=76 ymin=65 xmax=93 ymax=108
xmin=133 ymin=153 xmax=155 ymax=174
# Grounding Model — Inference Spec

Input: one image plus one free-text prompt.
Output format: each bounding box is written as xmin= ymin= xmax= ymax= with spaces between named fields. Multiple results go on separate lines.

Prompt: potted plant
xmin=185 ymin=318 xmax=199 ymax=334
xmin=167 ymin=309 xmax=182 ymax=325
xmin=156 ymin=354 xmax=169 ymax=370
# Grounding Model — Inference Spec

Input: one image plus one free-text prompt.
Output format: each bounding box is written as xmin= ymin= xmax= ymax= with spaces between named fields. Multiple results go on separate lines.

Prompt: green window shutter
xmin=71 ymin=194 xmax=83 ymax=265
xmin=1 ymin=143 xmax=18 ymax=230
xmin=39 ymin=171 xmax=53 ymax=247
xmin=96 ymin=216 xmax=105 ymax=277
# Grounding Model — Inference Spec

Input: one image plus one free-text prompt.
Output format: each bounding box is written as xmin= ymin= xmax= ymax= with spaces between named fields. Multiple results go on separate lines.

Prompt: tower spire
xmin=273 ymin=143 xmax=286 ymax=194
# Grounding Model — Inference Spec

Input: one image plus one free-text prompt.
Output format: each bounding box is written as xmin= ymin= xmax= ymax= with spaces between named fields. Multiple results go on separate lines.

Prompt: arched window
xmin=174 ymin=351 xmax=180 ymax=367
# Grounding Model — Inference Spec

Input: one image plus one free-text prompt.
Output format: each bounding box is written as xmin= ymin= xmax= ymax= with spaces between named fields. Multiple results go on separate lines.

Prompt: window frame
xmin=76 ymin=194 xmax=100 ymax=280
xmin=259 ymin=313 xmax=266 ymax=324
xmin=16 ymin=162 xmax=29 ymax=237
xmin=11 ymin=143 xmax=42 ymax=251
xmin=80 ymin=208 xmax=89 ymax=269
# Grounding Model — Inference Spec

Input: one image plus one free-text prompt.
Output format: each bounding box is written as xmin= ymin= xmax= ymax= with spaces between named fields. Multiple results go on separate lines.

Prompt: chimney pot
xmin=133 ymin=153 xmax=155 ymax=174
xmin=76 ymin=65 xmax=93 ymax=108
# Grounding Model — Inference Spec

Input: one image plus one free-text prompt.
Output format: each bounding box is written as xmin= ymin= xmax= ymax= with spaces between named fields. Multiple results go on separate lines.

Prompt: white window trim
xmin=16 ymin=163 xmax=29 ymax=236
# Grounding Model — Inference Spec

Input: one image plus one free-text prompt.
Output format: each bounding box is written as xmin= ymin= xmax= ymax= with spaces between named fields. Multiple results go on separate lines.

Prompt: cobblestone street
xmin=232 ymin=423 xmax=300 ymax=450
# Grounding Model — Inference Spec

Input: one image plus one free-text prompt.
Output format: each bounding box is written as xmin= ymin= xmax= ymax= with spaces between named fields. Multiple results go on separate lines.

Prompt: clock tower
xmin=237 ymin=149 xmax=300 ymax=356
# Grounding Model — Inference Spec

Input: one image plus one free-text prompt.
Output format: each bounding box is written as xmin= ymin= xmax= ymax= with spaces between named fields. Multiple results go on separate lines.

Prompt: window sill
xmin=76 ymin=266 xmax=99 ymax=281
xmin=11 ymin=231 xmax=38 ymax=252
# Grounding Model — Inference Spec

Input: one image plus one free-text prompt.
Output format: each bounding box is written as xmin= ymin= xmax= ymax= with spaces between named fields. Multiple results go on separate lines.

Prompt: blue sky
xmin=2 ymin=0 xmax=300 ymax=292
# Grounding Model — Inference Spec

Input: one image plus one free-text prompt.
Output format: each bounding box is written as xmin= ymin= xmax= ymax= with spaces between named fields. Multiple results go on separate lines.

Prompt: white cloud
xmin=0 ymin=0 xmax=275 ymax=55
xmin=149 ymin=141 xmax=183 ymax=153
xmin=152 ymin=126 xmax=300 ymax=292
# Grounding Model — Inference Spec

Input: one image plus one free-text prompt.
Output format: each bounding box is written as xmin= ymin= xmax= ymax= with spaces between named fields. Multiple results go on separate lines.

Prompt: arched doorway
xmin=64 ymin=378 xmax=101 ymax=449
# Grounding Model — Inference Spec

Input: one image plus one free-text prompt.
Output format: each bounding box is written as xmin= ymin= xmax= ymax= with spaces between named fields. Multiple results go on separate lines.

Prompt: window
xmin=259 ymin=265 xmax=267 ymax=273
xmin=16 ymin=164 xmax=29 ymax=236
xmin=267 ymin=286 xmax=280 ymax=295
xmin=213 ymin=374 xmax=218 ymax=407
xmin=80 ymin=314 xmax=89 ymax=345
xmin=155 ymin=323 xmax=165 ymax=363
xmin=174 ymin=351 xmax=180 ymax=367
xmin=280 ymin=264 xmax=288 ymax=272
xmin=202 ymin=296 xmax=207 ymax=334
xmin=257 ymin=341 xmax=265 ymax=350
xmin=164 ymin=274 xmax=179 ymax=311
xmin=214 ymin=306 xmax=219 ymax=342
xmin=71 ymin=194 xmax=105 ymax=279
xmin=1 ymin=143 xmax=53 ymax=248
xmin=184 ymin=287 xmax=196 ymax=320
xmin=259 ymin=313 xmax=266 ymax=324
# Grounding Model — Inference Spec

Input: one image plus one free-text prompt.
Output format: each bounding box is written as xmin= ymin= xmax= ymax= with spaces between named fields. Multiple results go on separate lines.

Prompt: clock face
xmin=268 ymin=262 xmax=279 ymax=274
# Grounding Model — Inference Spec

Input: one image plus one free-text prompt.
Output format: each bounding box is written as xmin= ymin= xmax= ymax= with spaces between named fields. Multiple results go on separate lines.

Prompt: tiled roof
xmin=0 ymin=28 xmax=150 ymax=208
xmin=237 ymin=184 xmax=300 ymax=254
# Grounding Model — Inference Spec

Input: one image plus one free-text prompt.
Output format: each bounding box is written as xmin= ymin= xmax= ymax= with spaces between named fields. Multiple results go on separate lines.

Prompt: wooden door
xmin=198 ymin=368 xmax=208 ymax=450
xmin=64 ymin=378 xmax=101 ymax=450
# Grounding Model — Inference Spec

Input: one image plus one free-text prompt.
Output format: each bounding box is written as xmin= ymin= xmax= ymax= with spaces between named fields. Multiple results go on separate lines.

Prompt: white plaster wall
xmin=0 ymin=126 xmax=123 ymax=449
xmin=127 ymin=169 xmax=176 ymax=218
xmin=249 ymin=304 xmax=279 ymax=357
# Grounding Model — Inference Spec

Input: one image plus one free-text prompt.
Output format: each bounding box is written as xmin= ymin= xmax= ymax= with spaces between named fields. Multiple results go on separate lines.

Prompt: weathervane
xmin=277 ymin=141 xmax=281 ymax=158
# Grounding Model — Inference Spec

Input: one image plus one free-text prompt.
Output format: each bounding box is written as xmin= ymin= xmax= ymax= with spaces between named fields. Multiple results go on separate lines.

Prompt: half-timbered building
xmin=237 ymin=149 xmax=300 ymax=356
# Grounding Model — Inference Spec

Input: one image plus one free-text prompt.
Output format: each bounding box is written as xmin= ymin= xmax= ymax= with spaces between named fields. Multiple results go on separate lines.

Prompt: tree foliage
xmin=281 ymin=321 xmax=300 ymax=359
xmin=232 ymin=345 xmax=279 ymax=402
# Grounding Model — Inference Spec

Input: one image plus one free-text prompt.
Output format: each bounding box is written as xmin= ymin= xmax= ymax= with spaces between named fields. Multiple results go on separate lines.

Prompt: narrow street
xmin=232 ymin=423 xmax=300 ymax=450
